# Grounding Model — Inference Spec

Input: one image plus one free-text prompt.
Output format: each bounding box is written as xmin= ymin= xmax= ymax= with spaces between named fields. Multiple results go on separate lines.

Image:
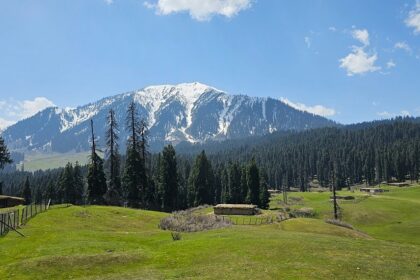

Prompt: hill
xmin=1 ymin=186 xmax=420 ymax=279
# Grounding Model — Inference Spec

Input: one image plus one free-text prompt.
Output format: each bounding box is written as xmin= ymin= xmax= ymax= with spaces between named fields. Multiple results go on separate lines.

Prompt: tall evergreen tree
xmin=139 ymin=119 xmax=153 ymax=208
xmin=22 ymin=176 xmax=31 ymax=205
xmin=158 ymin=145 xmax=178 ymax=212
xmin=73 ymin=161 xmax=84 ymax=204
xmin=0 ymin=136 xmax=12 ymax=170
xmin=228 ymin=162 xmax=242 ymax=203
xmin=105 ymin=109 xmax=122 ymax=205
xmin=45 ymin=181 xmax=56 ymax=203
xmin=189 ymin=151 xmax=214 ymax=207
xmin=259 ymin=169 xmax=271 ymax=209
xmin=87 ymin=119 xmax=107 ymax=204
xmin=122 ymin=101 xmax=144 ymax=208
xmin=246 ymin=159 xmax=260 ymax=206
xmin=0 ymin=181 xmax=3 ymax=195
xmin=61 ymin=163 xmax=75 ymax=204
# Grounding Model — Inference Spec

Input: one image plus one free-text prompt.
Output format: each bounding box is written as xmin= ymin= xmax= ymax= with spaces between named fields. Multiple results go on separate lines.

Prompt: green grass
xmin=271 ymin=185 xmax=420 ymax=245
xmin=1 ymin=187 xmax=420 ymax=279
xmin=20 ymin=152 xmax=94 ymax=171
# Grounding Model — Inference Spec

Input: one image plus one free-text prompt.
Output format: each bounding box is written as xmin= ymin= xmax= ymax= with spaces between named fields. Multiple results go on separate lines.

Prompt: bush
xmin=289 ymin=207 xmax=315 ymax=218
xmin=159 ymin=211 xmax=232 ymax=232
xmin=276 ymin=212 xmax=289 ymax=222
xmin=171 ymin=232 xmax=182 ymax=241
xmin=325 ymin=219 xmax=354 ymax=230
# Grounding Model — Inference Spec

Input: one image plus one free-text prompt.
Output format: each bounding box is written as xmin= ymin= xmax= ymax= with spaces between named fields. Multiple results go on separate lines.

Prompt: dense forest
xmin=1 ymin=113 xmax=420 ymax=212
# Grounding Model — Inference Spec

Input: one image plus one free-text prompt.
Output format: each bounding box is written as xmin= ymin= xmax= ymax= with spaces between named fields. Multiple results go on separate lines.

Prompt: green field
xmin=20 ymin=152 xmax=93 ymax=171
xmin=1 ymin=186 xmax=420 ymax=279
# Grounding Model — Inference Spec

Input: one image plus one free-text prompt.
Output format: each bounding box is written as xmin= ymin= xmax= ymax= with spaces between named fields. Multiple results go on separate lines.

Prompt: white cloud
xmin=406 ymin=1 xmax=420 ymax=34
xmin=143 ymin=1 xmax=155 ymax=9
xmin=339 ymin=28 xmax=382 ymax=76
xmin=377 ymin=111 xmax=392 ymax=118
xmin=394 ymin=41 xmax=412 ymax=53
xmin=339 ymin=46 xmax=381 ymax=76
xmin=104 ymin=0 xmax=113 ymax=4
xmin=352 ymin=29 xmax=370 ymax=46
xmin=280 ymin=97 xmax=336 ymax=117
xmin=0 ymin=97 xmax=55 ymax=130
xmin=328 ymin=26 xmax=337 ymax=32
xmin=377 ymin=110 xmax=411 ymax=119
xmin=0 ymin=118 xmax=15 ymax=131
xmin=304 ymin=36 xmax=311 ymax=48
xmin=144 ymin=0 xmax=253 ymax=21
xmin=386 ymin=59 xmax=396 ymax=69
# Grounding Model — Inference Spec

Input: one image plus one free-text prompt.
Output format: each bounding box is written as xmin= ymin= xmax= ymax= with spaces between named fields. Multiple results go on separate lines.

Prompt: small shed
xmin=386 ymin=182 xmax=410 ymax=187
xmin=214 ymin=204 xmax=258 ymax=216
xmin=360 ymin=188 xmax=386 ymax=194
xmin=268 ymin=189 xmax=281 ymax=195
xmin=0 ymin=195 xmax=25 ymax=208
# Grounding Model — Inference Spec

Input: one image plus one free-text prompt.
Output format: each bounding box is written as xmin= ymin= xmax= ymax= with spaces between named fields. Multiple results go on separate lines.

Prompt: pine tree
xmin=139 ymin=119 xmax=153 ymax=208
xmin=0 ymin=136 xmax=12 ymax=170
xmin=61 ymin=163 xmax=75 ymax=204
xmin=45 ymin=181 xmax=56 ymax=203
xmin=259 ymin=170 xmax=271 ymax=209
xmin=87 ymin=119 xmax=107 ymax=205
xmin=22 ymin=177 xmax=31 ymax=205
xmin=0 ymin=181 xmax=3 ymax=195
xmin=189 ymin=151 xmax=214 ymax=207
xmin=73 ymin=161 xmax=84 ymax=204
xmin=220 ymin=168 xmax=229 ymax=203
xmin=228 ymin=162 xmax=242 ymax=203
xmin=240 ymin=167 xmax=248 ymax=202
xmin=158 ymin=145 xmax=178 ymax=212
xmin=105 ymin=109 xmax=122 ymax=205
xmin=246 ymin=159 xmax=260 ymax=206
xmin=122 ymin=102 xmax=144 ymax=208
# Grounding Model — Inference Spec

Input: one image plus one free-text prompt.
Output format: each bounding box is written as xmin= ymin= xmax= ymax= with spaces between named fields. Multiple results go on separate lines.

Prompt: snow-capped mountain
xmin=1 ymin=82 xmax=336 ymax=153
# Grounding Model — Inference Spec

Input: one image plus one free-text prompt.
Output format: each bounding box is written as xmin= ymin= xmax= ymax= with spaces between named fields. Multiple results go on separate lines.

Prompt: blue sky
xmin=0 ymin=0 xmax=419 ymax=128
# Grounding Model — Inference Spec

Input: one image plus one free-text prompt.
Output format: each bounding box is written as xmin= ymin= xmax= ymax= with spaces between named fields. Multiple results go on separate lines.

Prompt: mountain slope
xmin=1 ymin=82 xmax=336 ymax=153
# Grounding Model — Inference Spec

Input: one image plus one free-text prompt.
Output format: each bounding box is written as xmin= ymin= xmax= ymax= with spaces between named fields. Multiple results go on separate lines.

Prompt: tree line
xmin=2 ymin=115 xmax=420 ymax=210
xmin=189 ymin=117 xmax=420 ymax=190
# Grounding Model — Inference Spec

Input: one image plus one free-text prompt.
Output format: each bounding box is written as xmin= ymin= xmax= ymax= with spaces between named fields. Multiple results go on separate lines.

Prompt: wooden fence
xmin=0 ymin=199 xmax=51 ymax=237
xmin=0 ymin=209 xmax=20 ymax=236
xmin=21 ymin=200 xmax=50 ymax=225
xmin=220 ymin=215 xmax=275 ymax=225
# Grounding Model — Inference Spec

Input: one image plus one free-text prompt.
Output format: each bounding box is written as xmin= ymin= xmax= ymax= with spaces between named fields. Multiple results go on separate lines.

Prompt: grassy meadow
xmin=1 ymin=186 xmax=420 ymax=279
xmin=20 ymin=152 xmax=93 ymax=172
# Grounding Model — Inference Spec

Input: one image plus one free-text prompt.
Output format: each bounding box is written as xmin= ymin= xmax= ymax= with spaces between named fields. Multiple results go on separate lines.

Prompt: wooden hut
xmin=0 ymin=195 xmax=25 ymax=208
xmin=386 ymin=182 xmax=410 ymax=187
xmin=214 ymin=204 xmax=258 ymax=216
xmin=360 ymin=188 xmax=386 ymax=194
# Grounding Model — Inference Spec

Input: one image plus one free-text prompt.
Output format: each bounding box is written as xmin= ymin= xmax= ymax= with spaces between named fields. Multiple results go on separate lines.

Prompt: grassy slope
xmin=21 ymin=152 xmax=92 ymax=172
xmin=0 ymin=187 xmax=420 ymax=279
xmin=272 ymin=185 xmax=420 ymax=245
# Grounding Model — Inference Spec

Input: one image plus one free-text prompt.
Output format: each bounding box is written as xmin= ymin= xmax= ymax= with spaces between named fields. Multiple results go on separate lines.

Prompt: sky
xmin=0 ymin=0 xmax=419 ymax=129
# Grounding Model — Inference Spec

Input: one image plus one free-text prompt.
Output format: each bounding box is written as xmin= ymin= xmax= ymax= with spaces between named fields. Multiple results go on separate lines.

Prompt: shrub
xmin=171 ymin=232 xmax=182 ymax=241
xmin=289 ymin=207 xmax=315 ymax=218
xmin=159 ymin=211 xmax=232 ymax=232
xmin=276 ymin=212 xmax=289 ymax=222
xmin=325 ymin=219 xmax=354 ymax=230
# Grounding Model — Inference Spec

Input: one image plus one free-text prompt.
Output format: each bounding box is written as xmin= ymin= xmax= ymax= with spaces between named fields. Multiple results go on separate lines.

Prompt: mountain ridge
xmin=1 ymin=82 xmax=337 ymax=153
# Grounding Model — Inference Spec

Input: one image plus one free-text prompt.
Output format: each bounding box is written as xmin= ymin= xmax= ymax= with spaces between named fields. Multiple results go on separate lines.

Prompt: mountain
xmin=1 ymin=82 xmax=336 ymax=153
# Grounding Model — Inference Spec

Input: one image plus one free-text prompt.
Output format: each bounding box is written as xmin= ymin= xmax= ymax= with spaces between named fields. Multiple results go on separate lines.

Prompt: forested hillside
xmin=1 ymin=117 xmax=419 ymax=212
xmin=187 ymin=117 xmax=420 ymax=189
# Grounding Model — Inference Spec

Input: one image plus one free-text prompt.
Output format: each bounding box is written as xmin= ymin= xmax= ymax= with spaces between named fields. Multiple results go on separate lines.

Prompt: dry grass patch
xmin=159 ymin=210 xmax=232 ymax=232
